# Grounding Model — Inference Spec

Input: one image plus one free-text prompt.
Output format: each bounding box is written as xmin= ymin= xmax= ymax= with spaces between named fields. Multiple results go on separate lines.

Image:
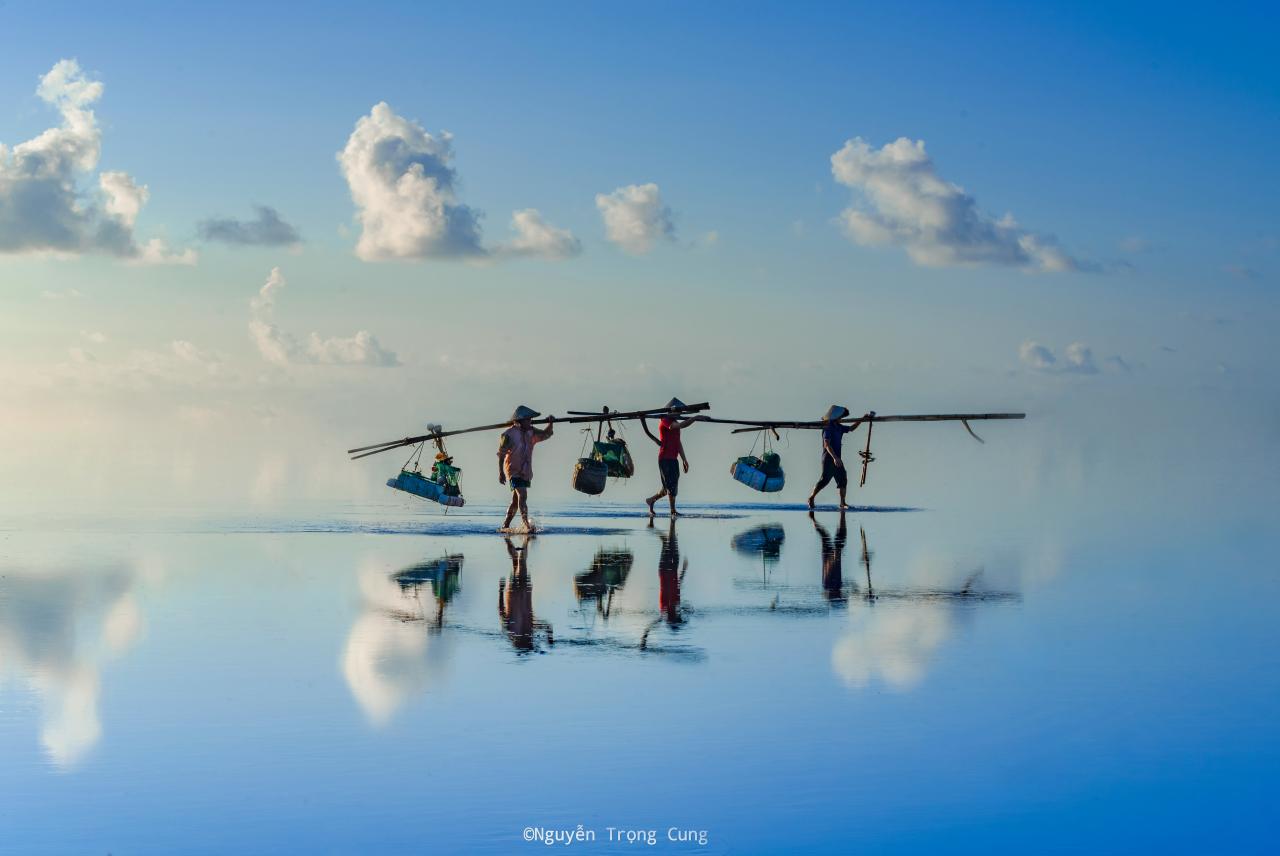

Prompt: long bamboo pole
xmin=348 ymin=402 xmax=711 ymax=460
xmin=719 ymin=412 xmax=1025 ymax=434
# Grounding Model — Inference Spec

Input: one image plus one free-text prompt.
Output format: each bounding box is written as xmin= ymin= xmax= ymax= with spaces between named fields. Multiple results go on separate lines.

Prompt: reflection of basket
xmin=731 ymin=524 xmax=786 ymax=562
xmin=730 ymin=454 xmax=785 ymax=493
xmin=574 ymin=548 xmax=634 ymax=600
xmin=572 ymin=458 xmax=608 ymax=495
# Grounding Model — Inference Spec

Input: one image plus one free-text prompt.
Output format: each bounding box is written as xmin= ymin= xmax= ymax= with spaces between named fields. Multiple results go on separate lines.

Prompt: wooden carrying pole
xmin=348 ymin=402 xmax=711 ymax=460
xmin=715 ymin=412 xmax=1025 ymax=434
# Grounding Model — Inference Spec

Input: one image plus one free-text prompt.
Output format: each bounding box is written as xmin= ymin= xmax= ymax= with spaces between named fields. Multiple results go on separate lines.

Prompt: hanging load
xmin=731 ymin=451 xmax=785 ymax=492
xmin=592 ymin=437 xmax=635 ymax=478
xmin=571 ymin=408 xmax=636 ymax=495
xmin=572 ymin=457 xmax=608 ymax=495
xmin=386 ymin=425 xmax=465 ymax=508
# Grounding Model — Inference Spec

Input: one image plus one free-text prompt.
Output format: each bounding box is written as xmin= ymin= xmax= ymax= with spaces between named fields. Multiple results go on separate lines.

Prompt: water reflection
xmin=499 ymin=536 xmax=554 ymax=653
xmin=811 ymin=511 xmax=849 ymax=605
xmin=0 ymin=563 xmax=145 ymax=768
xmin=573 ymin=546 xmax=633 ymax=621
xmin=392 ymin=553 xmax=464 ymax=629
xmin=730 ymin=523 xmax=786 ymax=582
xmin=829 ymin=525 xmax=1020 ymax=691
xmin=342 ymin=555 xmax=460 ymax=725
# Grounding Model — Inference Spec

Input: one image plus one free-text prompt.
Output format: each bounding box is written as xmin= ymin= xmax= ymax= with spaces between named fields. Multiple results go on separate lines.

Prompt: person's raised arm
xmin=535 ymin=414 xmax=556 ymax=440
xmin=640 ymin=416 xmax=660 ymax=446
xmin=676 ymin=414 xmax=704 ymax=430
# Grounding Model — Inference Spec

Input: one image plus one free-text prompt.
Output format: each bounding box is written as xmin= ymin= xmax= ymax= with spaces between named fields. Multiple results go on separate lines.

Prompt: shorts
xmin=509 ymin=477 xmax=531 ymax=490
xmin=658 ymin=458 xmax=680 ymax=495
xmin=816 ymin=456 xmax=848 ymax=490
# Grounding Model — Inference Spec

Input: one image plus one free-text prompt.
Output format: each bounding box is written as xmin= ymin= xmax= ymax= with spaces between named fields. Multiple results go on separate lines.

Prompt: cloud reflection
xmin=341 ymin=558 xmax=457 ymax=726
xmin=0 ymin=565 xmax=145 ymax=768
xmin=831 ymin=606 xmax=951 ymax=691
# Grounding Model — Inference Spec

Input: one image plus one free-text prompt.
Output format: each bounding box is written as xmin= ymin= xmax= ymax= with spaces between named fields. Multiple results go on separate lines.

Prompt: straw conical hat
xmin=823 ymin=405 xmax=850 ymax=421
xmin=511 ymin=405 xmax=540 ymax=421
xmin=665 ymin=397 xmax=687 ymax=410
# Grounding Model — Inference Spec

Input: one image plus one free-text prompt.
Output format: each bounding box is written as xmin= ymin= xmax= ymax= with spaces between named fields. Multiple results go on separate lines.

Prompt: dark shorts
xmin=658 ymin=459 xmax=680 ymax=495
xmin=509 ymin=477 xmax=531 ymax=490
xmin=816 ymin=456 xmax=848 ymax=490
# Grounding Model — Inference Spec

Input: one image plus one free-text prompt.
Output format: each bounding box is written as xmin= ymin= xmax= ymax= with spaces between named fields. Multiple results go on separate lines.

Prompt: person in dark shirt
xmin=807 ymin=405 xmax=865 ymax=509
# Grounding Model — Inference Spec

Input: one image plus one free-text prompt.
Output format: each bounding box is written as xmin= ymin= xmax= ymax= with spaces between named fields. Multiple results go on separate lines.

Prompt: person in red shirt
xmin=641 ymin=398 xmax=703 ymax=517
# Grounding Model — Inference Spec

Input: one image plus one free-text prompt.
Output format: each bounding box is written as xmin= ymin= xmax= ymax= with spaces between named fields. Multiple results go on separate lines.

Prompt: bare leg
xmin=838 ymin=485 xmax=849 ymax=509
xmin=516 ymin=487 xmax=531 ymax=529
xmin=646 ymin=488 xmax=666 ymax=516
xmin=502 ymin=492 xmax=518 ymax=529
xmin=668 ymin=494 xmax=678 ymax=516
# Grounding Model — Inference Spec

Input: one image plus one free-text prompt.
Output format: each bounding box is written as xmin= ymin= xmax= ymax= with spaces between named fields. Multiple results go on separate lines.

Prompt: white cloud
xmin=1019 ymin=340 xmax=1105 ymax=375
xmin=0 ymin=60 xmax=195 ymax=264
xmin=830 ymin=137 xmax=1087 ymax=272
xmin=99 ymin=171 xmax=148 ymax=227
xmin=1018 ymin=340 xmax=1056 ymax=371
xmin=249 ymin=267 xmax=399 ymax=367
xmin=81 ymin=330 xmax=108 ymax=344
xmin=596 ymin=183 xmax=675 ymax=255
xmin=134 ymin=238 xmax=198 ymax=266
xmin=338 ymin=102 xmax=484 ymax=261
xmin=306 ymin=331 xmax=399 ymax=366
xmin=500 ymin=208 xmax=581 ymax=260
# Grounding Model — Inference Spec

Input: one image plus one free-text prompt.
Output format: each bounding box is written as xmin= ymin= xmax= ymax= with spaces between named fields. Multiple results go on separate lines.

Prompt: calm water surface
xmin=1 ymin=502 xmax=1276 ymax=854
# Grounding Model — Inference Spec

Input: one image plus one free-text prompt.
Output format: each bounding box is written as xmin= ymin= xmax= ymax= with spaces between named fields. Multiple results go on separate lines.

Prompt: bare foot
xmin=807 ymin=497 xmax=816 ymax=509
xmin=646 ymin=498 xmax=656 ymax=516
xmin=670 ymin=510 xmax=681 ymax=517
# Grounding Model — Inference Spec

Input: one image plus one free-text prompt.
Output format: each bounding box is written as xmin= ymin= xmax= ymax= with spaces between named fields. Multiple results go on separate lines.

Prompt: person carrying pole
xmin=641 ymin=398 xmax=703 ymax=517
xmin=807 ymin=405 xmax=865 ymax=509
xmin=498 ymin=405 xmax=555 ymax=531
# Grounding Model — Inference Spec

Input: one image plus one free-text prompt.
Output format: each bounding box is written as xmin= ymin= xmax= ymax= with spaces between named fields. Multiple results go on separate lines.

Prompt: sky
xmin=1 ymin=0 xmax=1277 ymax=512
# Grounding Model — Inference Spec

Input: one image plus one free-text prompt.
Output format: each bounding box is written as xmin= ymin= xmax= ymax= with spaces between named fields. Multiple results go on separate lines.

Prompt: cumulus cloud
xmin=0 ymin=60 xmax=195 ymax=264
xmin=830 ymin=137 xmax=1087 ymax=272
xmin=1019 ymin=340 xmax=1107 ymax=375
xmin=596 ymin=182 xmax=675 ymax=255
xmin=338 ymin=102 xmax=484 ymax=260
xmin=249 ymin=267 xmax=399 ymax=367
xmin=499 ymin=208 xmax=581 ymax=259
xmin=198 ymin=205 xmax=301 ymax=247
xmin=337 ymin=102 xmax=578 ymax=263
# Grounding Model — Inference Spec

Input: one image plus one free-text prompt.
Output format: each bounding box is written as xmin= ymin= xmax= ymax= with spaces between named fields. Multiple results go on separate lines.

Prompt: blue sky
xmin=1 ymin=1 xmax=1276 ymax=509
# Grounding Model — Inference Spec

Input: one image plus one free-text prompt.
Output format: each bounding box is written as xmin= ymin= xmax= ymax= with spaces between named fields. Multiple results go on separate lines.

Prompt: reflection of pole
xmin=860 ymin=526 xmax=875 ymax=602
xmin=859 ymin=412 xmax=876 ymax=487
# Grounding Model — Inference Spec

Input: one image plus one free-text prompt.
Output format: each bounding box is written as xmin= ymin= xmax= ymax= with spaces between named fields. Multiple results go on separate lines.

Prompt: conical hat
xmin=665 ymin=397 xmax=687 ymax=410
xmin=511 ymin=405 xmax=540 ymax=421
xmin=823 ymin=405 xmax=850 ymax=421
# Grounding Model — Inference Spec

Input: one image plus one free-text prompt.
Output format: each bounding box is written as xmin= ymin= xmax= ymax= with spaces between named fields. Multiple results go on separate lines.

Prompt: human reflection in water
xmin=498 ymin=536 xmax=554 ymax=653
xmin=811 ymin=510 xmax=850 ymax=605
xmin=640 ymin=519 xmax=686 ymax=648
xmin=392 ymin=554 xmax=463 ymax=629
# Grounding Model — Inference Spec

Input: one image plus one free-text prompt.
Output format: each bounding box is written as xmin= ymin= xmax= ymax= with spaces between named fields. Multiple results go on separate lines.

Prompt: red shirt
xmin=658 ymin=417 xmax=682 ymax=460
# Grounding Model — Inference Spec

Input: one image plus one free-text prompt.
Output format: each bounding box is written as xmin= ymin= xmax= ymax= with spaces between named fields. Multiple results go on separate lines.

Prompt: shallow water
xmin=1 ymin=502 xmax=1277 ymax=854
